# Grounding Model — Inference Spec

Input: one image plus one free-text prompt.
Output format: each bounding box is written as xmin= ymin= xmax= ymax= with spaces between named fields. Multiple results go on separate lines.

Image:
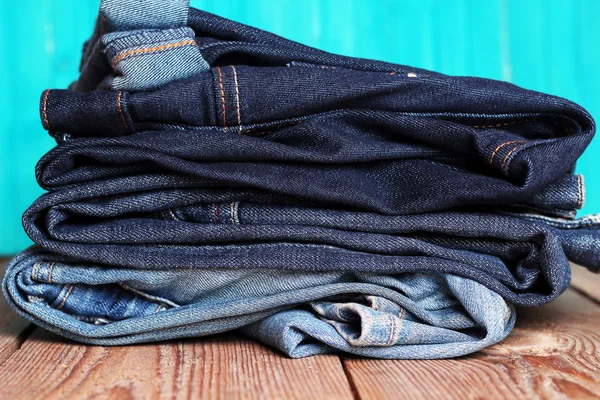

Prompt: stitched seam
xmin=233 ymin=202 xmax=240 ymax=224
xmin=577 ymin=175 xmax=583 ymax=209
xmin=501 ymin=144 xmax=526 ymax=170
xmin=231 ymin=66 xmax=242 ymax=133
xmin=32 ymin=262 xmax=42 ymax=280
xmin=581 ymin=176 xmax=585 ymax=209
xmin=216 ymin=67 xmax=227 ymax=130
xmin=215 ymin=203 xmax=220 ymax=223
xmin=117 ymin=91 xmax=129 ymax=131
xmin=111 ymin=40 xmax=197 ymax=67
xmin=57 ymin=285 xmax=75 ymax=310
xmin=42 ymin=90 xmax=52 ymax=130
xmin=230 ymin=202 xmax=235 ymax=224
xmin=473 ymin=118 xmax=537 ymax=129
xmin=386 ymin=315 xmax=396 ymax=346
xmin=489 ymin=140 xmax=524 ymax=164
xmin=473 ymin=118 xmax=571 ymax=137
xmin=577 ymin=175 xmax=582 ymax=209
xmin=47 ymin=262 xmax=55 ymax=283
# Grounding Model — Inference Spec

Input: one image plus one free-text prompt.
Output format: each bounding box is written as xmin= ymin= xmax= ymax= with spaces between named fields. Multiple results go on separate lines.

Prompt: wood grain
xmin=0 ymin=331 xmax=354 ymax=400
xmin=571 ymin=263 xmax=600 ymax=304
xmin=343 ymin=289 xmax=600 ymax=400
xmin=0 ymin=258 xmax=32 ymax=365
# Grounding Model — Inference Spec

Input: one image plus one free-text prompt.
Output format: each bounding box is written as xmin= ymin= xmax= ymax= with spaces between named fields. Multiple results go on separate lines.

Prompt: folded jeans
xmin=3 ymin=247 xmax=515 ymax=358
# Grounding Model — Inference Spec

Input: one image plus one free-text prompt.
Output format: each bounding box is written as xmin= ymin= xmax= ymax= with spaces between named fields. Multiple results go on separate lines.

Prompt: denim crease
xmin=3 ymin=0 xmax=599 ymax=359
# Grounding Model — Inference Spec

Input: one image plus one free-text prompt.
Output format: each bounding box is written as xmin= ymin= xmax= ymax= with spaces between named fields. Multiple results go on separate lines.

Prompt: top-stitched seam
xmin=489 ymin=140 xmax=525 ymax=165
xmin=32 ymin=262 xmax=42 ymax=281
xmin=110 ymin=39 xmax=198 ymax=67
xmin=216 ymin=67 xmax=227 ymax=130
xmin=233 ymin=202 xmax=240 ymax=224
xmin=47 ymin=262 xmax=56 ymax=283
xmin=474 ymin=118 xmax=571 ymax=136
xmin=502 ymin=143 xmax=528 ymax=171
xmin=57 ymin=285 xmax=75 ymax=310
xmin=215 ymin=203 xmax=220 ymax=223
xmin=473 ymin=118 xmax=538 ymax=129
xmin=577 ymin=175 xmax=584 ymax=209
xmin=42 ymin=90 xmax=52 ymax=130
xmin=231 ymin=66 xmax=242 ymax=134
xmin=579 ymin=175 xmax=585 ymax=208
xmin=386 ymin=314 xmax=396 ymax=346
xmin=230 ymin=202 xmax=236 ymax=224
xmin=117 ymin=91 xmax=129 ymax=131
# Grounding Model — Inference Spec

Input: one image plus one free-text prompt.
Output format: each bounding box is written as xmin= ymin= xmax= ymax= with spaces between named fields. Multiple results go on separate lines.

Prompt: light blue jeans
xmin=4 ymin=247 xmax=515 ymax=359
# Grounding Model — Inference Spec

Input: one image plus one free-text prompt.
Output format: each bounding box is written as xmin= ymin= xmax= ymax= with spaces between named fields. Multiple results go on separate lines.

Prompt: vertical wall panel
xmin=0 ymin=0 xmax=598 ymax=254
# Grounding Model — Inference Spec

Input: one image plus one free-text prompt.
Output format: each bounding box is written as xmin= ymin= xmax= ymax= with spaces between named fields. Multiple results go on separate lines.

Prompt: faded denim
xmin=3 ymin=247 xmax=515 ymax=358
xmin=3 ymin=1 xmax=599 ymax=358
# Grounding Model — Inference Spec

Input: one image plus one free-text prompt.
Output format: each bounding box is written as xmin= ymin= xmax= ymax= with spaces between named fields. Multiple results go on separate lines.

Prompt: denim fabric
xmin=101 ymin=27 xmax=210 ymax=90
xmin=21 ymin=192 xmax=597 ymax=306
xmin=3 ymin=247 xmax=515 ymax=358
xmin=75 ymin=0 xmax=208 ymax=91
xmin=27 ymin=3 xmax=600 ymax=304
xmin=3 ymin=2 xmax=599 ymax=358
xmin=100 ymin=0 xmax=190 ymax=31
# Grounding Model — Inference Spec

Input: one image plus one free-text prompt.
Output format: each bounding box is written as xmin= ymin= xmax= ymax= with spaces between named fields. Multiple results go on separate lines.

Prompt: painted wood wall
xmin=1 ymin=0 xmax=598 ymax=254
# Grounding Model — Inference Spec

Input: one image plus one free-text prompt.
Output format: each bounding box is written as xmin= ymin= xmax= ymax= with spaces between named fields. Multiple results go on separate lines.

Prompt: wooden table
xmin=0 ymin=259 xmax=599 ymax=399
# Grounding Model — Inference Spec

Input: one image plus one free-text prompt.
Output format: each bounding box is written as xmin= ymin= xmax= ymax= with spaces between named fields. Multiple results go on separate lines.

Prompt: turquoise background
xmin=0 ymin=0 xmax=598 ymax=255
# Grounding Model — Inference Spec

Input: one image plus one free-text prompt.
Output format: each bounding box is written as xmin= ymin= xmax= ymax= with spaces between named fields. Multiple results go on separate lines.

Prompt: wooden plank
xmin=343 ymin=289 xmax=600 ymax=400
xmin=571 ymin=263 xmax=600 ymax=303
xmin=0 ymin=258 xmax=32 ymax=365
xmin=0 ymin=330 xmax=354 ymax=400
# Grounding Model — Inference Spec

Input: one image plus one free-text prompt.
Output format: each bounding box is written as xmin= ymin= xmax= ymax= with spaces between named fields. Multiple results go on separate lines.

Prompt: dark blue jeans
xmin=29 ymin=6 xmax=598 ymax=297
xmin=3 ymin=1 xmax=598 ymax=355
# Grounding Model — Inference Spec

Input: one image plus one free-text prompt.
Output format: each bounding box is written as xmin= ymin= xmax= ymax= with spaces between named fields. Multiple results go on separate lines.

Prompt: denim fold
xmin=3 ymin=247 xmax=515 ymax=358
xmin=4 ymin=4 xmax=599 ymax=358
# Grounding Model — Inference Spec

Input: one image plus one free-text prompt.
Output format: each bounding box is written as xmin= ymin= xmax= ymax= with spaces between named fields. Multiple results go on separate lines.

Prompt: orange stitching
xmin=117 ymin=91 xmax=129 ymax=131
xmin=231 ymin=66 xmax=242 ymax=134
xmin=42 ymin=90 xmax=52 ymax=130
xmin=48 ymin=262 xmax=56 ymax=283
xmin=216 ymin=67 xmax=227 ymax=129
xmin=32 ymin=262 xmax=42 ymax=280
xmin=501 ymin=144 xmax=525 ymax=170
xmin=111 ymin=39 xmax=198 ymax=67
xmin=57 ymin=285 xmax=75 ymax=309
xmin=489 ymin=140 xmax=523 ymax=164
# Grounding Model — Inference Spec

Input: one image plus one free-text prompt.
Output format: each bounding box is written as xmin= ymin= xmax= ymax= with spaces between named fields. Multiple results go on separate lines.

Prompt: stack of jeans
xmin=3 ymin=0 xmax=599 ymax=359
